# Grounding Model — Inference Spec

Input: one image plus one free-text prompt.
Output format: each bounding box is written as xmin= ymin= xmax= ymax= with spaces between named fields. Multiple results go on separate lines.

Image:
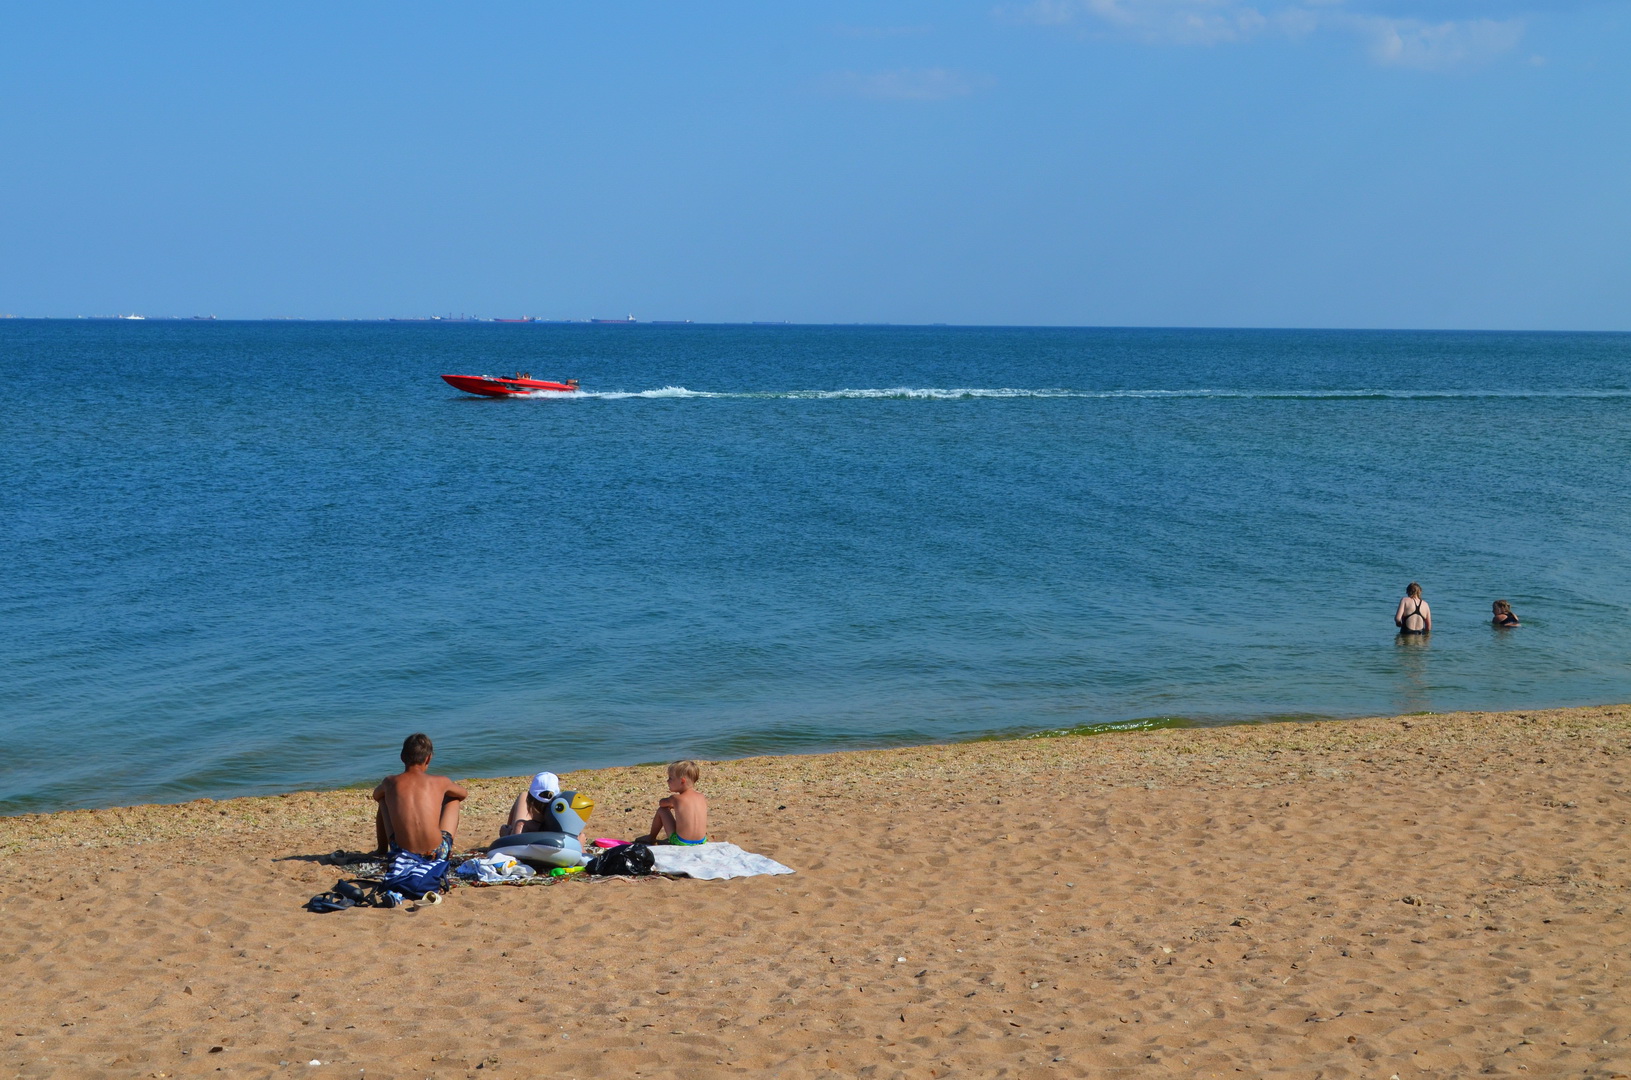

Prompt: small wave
xmin=528 ymin=386 xmax=1631 ymax=402
xmin=1014 ymin=716 xmax=1195 ymax=739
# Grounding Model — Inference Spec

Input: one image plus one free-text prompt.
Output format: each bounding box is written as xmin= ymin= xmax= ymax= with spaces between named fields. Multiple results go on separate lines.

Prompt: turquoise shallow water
xmin=2 ymin=322 xmax=1628 ymax=813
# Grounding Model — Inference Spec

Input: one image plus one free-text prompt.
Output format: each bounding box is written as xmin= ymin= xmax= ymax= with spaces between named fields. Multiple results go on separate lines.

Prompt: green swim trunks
xmin=666 ymin=835 xmax=707 ymax=846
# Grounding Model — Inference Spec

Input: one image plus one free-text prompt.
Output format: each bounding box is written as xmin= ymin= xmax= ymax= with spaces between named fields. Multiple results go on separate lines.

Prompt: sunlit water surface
xmin=3 ymin=322 xmax=1628 ymax=812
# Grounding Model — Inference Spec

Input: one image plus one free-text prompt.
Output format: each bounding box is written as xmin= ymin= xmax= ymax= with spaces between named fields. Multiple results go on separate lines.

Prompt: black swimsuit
xmin=1400 ymin=599 xmax=1428 ymax=633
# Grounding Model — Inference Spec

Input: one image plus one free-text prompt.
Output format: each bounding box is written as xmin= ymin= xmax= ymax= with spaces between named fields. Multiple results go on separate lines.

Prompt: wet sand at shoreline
xmin=2 ymin=705 xmax=1628 ymax=1079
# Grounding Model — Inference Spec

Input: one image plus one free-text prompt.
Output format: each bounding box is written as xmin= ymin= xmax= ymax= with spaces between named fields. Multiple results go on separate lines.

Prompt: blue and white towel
xmin=382 ymin=831 xmax=452 ymax=896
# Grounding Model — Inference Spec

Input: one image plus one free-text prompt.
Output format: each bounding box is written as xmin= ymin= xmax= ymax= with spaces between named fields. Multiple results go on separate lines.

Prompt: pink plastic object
xmin=593 ymin=838 xmax=628 ymax=849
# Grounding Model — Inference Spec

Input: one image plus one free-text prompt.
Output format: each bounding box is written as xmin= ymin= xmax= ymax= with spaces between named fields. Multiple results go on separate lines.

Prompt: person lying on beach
xmin=635 ymin=760 xmax=708 ymax=846
xmin=500 ymin=771 xmax=565 ymax=837
xmin=1395 ymin=582 xmax=1431 ymax=634
xmin=373 ymin=733 xmax=467 ymax=896
xmin=1492 ymin=600 xmax=1520 ymax=627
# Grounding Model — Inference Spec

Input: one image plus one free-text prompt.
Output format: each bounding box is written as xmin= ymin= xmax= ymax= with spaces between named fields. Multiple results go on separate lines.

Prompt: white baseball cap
xmin=527 ymin=772 xmax=561 ymax=801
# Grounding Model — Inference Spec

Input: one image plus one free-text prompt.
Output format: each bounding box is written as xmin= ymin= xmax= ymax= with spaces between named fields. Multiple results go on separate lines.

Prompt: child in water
xmin=636 ymin=760 xmax=708 ymax=845
xmin=1492 ymin=600 xmax=1520 ymax=627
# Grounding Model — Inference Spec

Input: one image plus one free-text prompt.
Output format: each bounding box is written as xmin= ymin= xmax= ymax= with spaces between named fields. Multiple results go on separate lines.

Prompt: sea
xmin=3 ymin=321 xmax=1628 ymax=814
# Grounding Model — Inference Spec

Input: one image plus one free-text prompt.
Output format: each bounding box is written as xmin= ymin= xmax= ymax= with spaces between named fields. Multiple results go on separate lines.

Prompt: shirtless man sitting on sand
xmin=373 ymin=733 xmax=467 ymax=896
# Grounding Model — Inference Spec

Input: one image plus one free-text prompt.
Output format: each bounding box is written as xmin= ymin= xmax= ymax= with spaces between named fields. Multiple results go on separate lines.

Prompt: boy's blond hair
xmin=667 ymin=759 xmax=701 ymax=783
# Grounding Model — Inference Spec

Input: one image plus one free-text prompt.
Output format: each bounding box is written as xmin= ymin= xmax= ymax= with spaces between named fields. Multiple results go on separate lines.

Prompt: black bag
xmin=586 ymin=842 xmax=654 ymax=877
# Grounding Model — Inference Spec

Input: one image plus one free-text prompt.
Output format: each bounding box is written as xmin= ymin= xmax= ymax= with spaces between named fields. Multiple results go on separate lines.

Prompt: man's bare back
xmin=373 ymin=734 xmax=467 ymax=856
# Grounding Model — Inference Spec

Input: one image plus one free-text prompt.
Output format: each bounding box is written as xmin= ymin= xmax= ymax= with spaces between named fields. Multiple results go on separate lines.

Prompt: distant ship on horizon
xmin=591 ymin=315 xmax=637 ymax=324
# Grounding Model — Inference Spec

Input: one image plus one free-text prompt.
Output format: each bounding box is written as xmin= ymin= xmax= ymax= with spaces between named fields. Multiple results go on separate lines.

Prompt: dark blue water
xmin=3 ymin=321 xmax=1629 ymax=813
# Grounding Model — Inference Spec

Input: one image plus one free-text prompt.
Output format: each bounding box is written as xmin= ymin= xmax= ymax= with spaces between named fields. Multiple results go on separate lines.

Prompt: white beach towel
xmin=647 ymin=841 xmax=794 ymax=880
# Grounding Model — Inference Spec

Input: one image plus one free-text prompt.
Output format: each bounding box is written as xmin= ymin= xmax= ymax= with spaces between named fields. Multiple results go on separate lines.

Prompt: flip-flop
xmin=305 ymin=891 xmax=355 ymax=913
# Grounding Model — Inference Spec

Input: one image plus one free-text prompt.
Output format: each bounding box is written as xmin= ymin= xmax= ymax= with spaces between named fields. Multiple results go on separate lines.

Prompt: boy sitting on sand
xmin=635 ymin=760 xmax=708 ymax=845
xmin=373 ymin=733 xmax=468 ymax=896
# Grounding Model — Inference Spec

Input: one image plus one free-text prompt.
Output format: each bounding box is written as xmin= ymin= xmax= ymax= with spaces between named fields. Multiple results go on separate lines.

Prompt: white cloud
xmin=1033 ymin=0 xmax=1274 ymax=44
xmin=1000 ymin=0 xmax=1528 ymax=66
xmin=1349 ymin=15 xmax=1526 ymax=68
xmin=819 ymin=68 xmax=995 ymax=101
xmin=1012 ymin=0 xmax=1087 ymax=24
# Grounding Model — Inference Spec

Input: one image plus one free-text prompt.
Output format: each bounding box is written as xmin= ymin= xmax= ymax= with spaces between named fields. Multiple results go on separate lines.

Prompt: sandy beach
xmin=2 ymin=705 xmax=1628 ymax=1079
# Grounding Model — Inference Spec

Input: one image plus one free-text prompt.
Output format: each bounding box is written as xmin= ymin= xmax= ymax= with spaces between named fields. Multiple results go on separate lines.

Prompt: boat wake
xmin=528 ymin=386 xmax=1631 ymax=402
xmin=545 ymin=386 xmax=716 ymax=399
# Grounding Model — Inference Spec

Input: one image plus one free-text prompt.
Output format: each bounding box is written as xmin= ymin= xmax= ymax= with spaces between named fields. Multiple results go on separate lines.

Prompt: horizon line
xmin=1 ymin=316 xmax=1627 ymax=335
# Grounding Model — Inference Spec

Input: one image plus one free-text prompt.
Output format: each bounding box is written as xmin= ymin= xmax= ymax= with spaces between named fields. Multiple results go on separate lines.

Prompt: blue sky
xmin=0 ymin=1 xmax=1625 ymax=327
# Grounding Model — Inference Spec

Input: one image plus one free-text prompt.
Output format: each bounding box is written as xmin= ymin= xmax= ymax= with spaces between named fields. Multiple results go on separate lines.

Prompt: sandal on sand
xmin=308 ymin=879 xmax=398 ymax=912
xmin=305 ymin=891 xmax=355 ymax=914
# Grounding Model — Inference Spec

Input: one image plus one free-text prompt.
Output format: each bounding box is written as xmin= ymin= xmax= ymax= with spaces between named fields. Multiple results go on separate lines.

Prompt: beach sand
xmin=2 ymin=705 xmax=1628 ymax=1079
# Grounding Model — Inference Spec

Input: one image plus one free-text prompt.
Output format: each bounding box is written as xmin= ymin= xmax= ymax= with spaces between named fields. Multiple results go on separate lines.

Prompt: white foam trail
xmin=524 ymin=386 xmax=1631 ymax=401
xmin=784 ymin=387 xmax=1076 ymax=399
xmin=523 ymin=385 xmax=719 ymax=399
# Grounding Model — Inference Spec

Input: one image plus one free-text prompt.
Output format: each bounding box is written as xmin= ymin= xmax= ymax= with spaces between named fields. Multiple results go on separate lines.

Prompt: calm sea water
xmin=3 ymin=321 xmax=1629 ymax=813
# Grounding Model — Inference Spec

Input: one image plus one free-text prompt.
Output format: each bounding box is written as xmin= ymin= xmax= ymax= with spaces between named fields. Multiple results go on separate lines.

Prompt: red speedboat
xmin=441 ymin=374 xmax=580 ymax=398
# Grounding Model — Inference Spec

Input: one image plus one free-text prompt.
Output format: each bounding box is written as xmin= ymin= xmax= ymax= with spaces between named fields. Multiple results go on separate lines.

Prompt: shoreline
xmin=5 ymin=700 xmax=1624 ymax=825
xmin=1 ymin=703 xmax=1626 ymax=853
xmin=3 ymin=702 xmax=1628 ymax=1077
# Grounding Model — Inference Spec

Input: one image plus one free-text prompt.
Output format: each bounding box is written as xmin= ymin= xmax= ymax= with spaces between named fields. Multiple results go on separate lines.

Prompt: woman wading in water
xmin=1395 ymin=582 xmax=1432 ymax=634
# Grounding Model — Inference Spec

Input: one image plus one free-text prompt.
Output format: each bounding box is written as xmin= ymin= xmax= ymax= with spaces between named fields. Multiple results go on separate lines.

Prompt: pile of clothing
xmin=454 ymin=852 xmax=538 ymax=885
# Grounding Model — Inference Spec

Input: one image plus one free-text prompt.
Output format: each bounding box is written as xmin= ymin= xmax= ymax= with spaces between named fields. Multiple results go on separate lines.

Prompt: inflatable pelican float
xmin=488 ymin=790 xmax=595 ymax=868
